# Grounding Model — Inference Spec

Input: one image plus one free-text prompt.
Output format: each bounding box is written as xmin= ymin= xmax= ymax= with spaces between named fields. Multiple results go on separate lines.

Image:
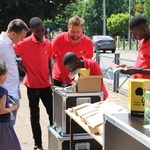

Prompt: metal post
xmin=129 ymin=38 xmax=132 ymax=50
xmin=70 ymin=118 xmax=74 ymax=150
xmin=103 ymin=0 xmax=106 ymax=35
xmin=123 ymin=38 xmax=125 ymax=50
xmin=96 ymin=51 xmax=100 ymax=64
xmin=128 ymin=0 xmax=131 ymax=50
xmin=113 ymin=53 xmax=120 ymax=93
xmin=46 ymin=27 xmax=50 ymax=40
xmin=136 ymin=40 xmax=139 ymax=51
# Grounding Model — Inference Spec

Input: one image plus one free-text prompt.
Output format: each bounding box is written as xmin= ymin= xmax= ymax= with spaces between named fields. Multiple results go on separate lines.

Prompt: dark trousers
xmin=27 ymin=87 xmax=53 ymax=147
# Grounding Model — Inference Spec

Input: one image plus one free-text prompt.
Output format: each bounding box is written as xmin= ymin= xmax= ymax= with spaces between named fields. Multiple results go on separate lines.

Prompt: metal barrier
xmin=117 ymin=39 xmax=139 ymax=51
xmin=113 ymin=53 xmax=120 ymax=93
xmin=94 ymin=52 xmax=135 ymax=93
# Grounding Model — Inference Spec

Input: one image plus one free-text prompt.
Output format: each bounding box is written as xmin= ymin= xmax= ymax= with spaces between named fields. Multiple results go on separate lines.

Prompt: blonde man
xmin=52 ymin=15 xmax=93 ymax=87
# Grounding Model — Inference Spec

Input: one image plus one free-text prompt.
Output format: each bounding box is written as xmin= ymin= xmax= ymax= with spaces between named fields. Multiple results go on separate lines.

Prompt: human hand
xmin=11 ymin=104 xmax=20 ymax=111
xmin=109 ymin=62 xmax=128 ymax=69
xmin=116 ymin=64 xmax=127 ymax=68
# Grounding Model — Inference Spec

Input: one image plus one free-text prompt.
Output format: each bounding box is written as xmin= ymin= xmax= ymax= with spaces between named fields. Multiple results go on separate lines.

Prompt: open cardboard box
xmin=76 ymin=75 xmax=103 ymax=93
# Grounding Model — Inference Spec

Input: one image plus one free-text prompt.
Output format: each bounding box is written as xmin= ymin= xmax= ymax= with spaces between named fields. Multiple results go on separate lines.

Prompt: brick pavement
xmin=14 ymin=79 xmax=128 ymax=150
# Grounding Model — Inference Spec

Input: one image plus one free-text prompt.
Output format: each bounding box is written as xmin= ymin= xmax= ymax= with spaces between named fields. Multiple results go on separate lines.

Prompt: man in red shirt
xmin=63 ymin=52 xmax=108 ymax=100
xmin=120 ymin=15 xmax=150 ymax=78
xmin=52 ymin=15 xmax=93 ymax=86
xmin=13 ymin=17 xmax=52 ymax=150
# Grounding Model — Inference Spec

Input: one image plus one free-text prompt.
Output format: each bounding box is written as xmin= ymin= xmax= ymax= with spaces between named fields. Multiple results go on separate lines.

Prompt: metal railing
xmin=117 ymin=38 xmax=139 ymax=51
xmin=94 ymin=52 xmax=135 ymax=94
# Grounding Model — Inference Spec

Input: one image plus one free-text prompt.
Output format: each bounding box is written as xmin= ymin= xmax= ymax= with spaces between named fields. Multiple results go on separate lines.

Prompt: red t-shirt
xmin=52 ymin=32 xmax=93 ymax=84
xmin=82 ymin=57 xmax=108 ymax=100
xmin=134 ymin=39 xmax=150 ymax=79
xmin=13 ymin=34 xmax=52 ymax=88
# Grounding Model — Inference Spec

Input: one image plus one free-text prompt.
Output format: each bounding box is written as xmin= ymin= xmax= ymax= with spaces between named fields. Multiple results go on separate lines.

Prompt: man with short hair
xmin=13 ymin=17 xmax=53 ymax=150
xmin=119 ymin=15 xmax=150 ymax=79
xmin=63 ymin=52 xmax=108 ymax=100
xmin=52 ymin=15 xmax=93 ymax=86
xmin=0 ymin=19 xmax=29 ymax=126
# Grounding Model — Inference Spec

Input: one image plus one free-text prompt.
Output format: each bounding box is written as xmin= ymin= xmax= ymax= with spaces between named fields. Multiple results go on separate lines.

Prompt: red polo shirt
xmin=13 ymin=34 xmax=52 ymax=88
xmin=134 ymin=39 xmax=150 ymax=79
xmin=52 ymin=32 xmax=93 ymax=84
xmin=82 ymin=57 xmax=108 ymax=100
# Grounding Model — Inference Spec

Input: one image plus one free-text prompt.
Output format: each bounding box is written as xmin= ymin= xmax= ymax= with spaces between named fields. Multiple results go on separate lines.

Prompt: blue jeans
xmin=8 ymin=96 xmax=19 ymax=126
xmin=27 ymin=86 xmax=53 ymax=147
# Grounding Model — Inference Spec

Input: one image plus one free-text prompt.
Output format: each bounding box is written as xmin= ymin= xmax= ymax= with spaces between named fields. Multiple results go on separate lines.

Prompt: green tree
xmin=83 ymin=0 xmax=134 ymax=37
xmin=107 ymin=13 xmax=131 ymax=38
xmin=140 ymin=0 xmax=150 ymax=24
xmin=0 ymin=0 xmax=75 ymax=31
xmin=106 ymin=0 xmax=129 ymax=16
xmin=63 ymin=0 xmax=85 ymax=27
xmin=84 ymin=0 xmax=103 ymax=37
xmin=44 ymin=0 xmax=85 ymax=33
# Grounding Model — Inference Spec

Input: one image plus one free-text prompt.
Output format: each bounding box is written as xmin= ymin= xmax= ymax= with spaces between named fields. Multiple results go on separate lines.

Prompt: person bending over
xmin=63 ymin=52 xmax=108 ymax=100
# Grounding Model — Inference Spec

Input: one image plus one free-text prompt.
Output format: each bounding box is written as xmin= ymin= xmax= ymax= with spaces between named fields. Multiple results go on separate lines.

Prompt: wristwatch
xmin=139 ymin=68 xmax=143 ymax=74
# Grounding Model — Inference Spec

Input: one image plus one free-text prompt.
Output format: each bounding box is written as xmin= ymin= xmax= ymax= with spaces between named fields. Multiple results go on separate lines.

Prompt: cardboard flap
xmin=78 ymin=75 xmax=103 ymax=79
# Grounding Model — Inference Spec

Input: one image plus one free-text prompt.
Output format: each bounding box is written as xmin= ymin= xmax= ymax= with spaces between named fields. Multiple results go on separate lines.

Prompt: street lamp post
xmin=103 ymin=0 xmax=106 ymax=35
xmin=128 ymin=0 xmax=131 ymax=39
xmin=128 ymin=0 xmax=131 ymax=50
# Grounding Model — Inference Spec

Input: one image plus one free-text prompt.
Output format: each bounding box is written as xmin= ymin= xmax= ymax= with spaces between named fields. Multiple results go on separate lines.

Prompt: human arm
xmin=121 ymin=68 xmax=150 ymax=75
xmin=90 ymin=61 xmax=108 ymax=100
xmin=0 ymin=94 xmax=19 ymax=114
xmin=49 ymin=58 xmax=54 ymax=85
xmin=16 ymin=56 xmax=27 ymax=73
xmin=14 ymin=40 xmax=27 ymax=73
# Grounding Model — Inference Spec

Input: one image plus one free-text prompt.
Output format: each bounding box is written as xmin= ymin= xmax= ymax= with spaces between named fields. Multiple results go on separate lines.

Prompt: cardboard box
xmin=76 ymin=76 xmax=103 ymax=93
xmin=128 ymin=79 xmax=150 ymax=116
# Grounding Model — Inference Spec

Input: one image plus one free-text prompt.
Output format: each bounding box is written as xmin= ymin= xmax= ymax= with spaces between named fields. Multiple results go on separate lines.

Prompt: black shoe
xmin=34 ymin=146 xmax=44 ymax=150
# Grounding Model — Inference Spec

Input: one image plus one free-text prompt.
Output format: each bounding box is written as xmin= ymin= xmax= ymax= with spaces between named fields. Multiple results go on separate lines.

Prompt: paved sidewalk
xmin=14 ymin=83 xmax=49 ymax=150
xmin=14 ymin=80 xmax=128 ymax=150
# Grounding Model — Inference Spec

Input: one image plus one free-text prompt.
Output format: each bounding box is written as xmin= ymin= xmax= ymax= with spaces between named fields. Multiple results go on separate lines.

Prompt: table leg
xmin=70 ymin=117 xmax=74 ymax=150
